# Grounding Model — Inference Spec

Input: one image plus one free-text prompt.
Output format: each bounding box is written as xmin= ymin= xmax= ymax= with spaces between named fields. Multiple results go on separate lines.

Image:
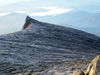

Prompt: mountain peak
xmin=22 ymin=16 xmax=39 ymax=30
xmin=22 ymin=16 xmax=33 ymax=30
xmin=21 ymin=16 xmax=31 ymax=30
xmin=26 ymin=16 xmax=33 ymax=21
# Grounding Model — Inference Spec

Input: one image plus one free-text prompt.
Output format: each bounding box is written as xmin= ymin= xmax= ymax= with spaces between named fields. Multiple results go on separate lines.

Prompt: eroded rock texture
xmin=0 ymin=16 xmax=100 ymax=75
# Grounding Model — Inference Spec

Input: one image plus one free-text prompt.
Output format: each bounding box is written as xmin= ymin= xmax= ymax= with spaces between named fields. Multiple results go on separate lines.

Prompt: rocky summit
xmin=0 ymin=16 xmax=100 ymax=75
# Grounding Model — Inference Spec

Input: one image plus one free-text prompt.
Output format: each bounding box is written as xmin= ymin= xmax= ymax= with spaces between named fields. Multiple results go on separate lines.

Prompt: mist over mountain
xmin=0 ymin=16 xmax=100 ymax=74
xmin=0 ymin=13 xmax=27 ymax=34
xmin=32 ymin=11 xmax=100 ymax=36
xmin=0 ymin=11 xmax=100 ymax=36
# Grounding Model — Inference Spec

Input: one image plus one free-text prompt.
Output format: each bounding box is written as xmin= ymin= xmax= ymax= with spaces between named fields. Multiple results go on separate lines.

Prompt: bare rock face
xmin=71 ymin=55 xmax=100 ymax=75
xmin=85 ymin=55 xmax=100 ymax=75
xmin=22 ymin=16 xmax=33 ymax=30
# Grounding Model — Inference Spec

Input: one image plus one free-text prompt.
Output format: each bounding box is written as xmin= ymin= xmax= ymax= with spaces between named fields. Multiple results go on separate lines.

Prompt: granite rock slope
xmin=0 ymin=16 xmax=100 ymax=74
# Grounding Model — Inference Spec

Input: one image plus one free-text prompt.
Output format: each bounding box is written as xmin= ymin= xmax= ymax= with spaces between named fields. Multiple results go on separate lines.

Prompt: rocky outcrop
xmin=22 ymin=16 xmax=38 ymax=30
xmin=85 ymin=55 xmax=100 ymax=75
xmin=71 ymin=55 xmax=100 ymax=75
xmin=22 ymin=16 xmax=32 ymax=30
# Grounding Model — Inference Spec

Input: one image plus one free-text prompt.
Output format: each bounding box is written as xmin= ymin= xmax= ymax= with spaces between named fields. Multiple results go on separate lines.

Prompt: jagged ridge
xmin=22 ymin=16 xmax=39 ymax=30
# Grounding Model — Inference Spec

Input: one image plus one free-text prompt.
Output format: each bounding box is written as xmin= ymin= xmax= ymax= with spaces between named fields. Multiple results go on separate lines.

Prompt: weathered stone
xmin=22 ymin=16 xmax=33 ymax=30
xmin=84 ymin=63 xmax=93 ymax=75
xmin=84 ymin=55 xmax=100 ymax=75
xmin=71 ymin=70 xmax=85 ymax=75
xmin=53 ymin=72 xmax=66 ymax=75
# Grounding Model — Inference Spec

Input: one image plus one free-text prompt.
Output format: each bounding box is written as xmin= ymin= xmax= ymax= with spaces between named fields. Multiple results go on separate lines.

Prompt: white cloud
xmin=29 ymin=7 xmax=73 ymax=16
xmin=0 ymin=12 xmax=11 ymax=16
xmin=0 ymin=7 xmax=73 ymax=16
xmin=15 ymin=11 xmax=28 ymax=14
xmin=0 ymin=11 xmax=27 ymax=16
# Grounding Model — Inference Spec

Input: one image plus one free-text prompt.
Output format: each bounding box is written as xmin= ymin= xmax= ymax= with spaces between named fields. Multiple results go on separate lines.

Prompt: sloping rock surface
xmin=0 ymin=16 xmax=100 ymax=74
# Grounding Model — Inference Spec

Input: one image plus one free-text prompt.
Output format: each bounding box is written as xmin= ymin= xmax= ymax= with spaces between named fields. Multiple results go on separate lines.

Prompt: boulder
xmin=84 ymin=55 xmax=100 ymax=75
xmin=71 ymin=55 xmax=100 ymax=75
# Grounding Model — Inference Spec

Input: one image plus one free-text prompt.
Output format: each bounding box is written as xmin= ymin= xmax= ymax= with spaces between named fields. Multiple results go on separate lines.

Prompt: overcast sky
xmin=0 ymin=0 xmax=100 ymax=16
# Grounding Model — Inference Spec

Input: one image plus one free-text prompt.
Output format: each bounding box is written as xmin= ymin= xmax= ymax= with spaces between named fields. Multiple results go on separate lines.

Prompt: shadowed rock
xmin=22 ymin=16 xmax=38 ymax=30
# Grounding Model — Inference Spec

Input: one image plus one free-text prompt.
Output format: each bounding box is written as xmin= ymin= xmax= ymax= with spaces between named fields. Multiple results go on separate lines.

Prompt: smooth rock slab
xmin=53 ymin=72 xmax=66 ymax=75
